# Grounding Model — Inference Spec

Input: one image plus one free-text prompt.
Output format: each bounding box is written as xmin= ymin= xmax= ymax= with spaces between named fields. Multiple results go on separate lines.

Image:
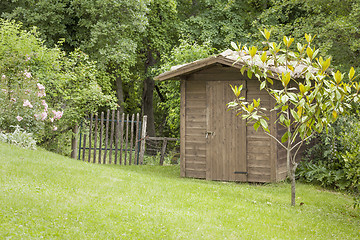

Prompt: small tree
xmin=228 ymin=29 xmax=360 ymax=206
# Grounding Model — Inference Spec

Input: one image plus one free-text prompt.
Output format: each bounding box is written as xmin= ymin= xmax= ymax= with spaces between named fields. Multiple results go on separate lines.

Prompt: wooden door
xmin=206 ymin=80 xmax=247 ymax=181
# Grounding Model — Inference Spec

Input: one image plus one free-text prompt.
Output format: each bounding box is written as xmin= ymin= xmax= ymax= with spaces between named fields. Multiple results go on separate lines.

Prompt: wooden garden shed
xmin=155 ymin=49 xmax=303 ymax=183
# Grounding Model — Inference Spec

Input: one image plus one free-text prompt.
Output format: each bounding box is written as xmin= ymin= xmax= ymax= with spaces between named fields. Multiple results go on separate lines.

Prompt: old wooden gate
xmin=206 ymin=80 xmax=247 ymax=181
xmin=77 ymin=110 xmax=147 ymax=165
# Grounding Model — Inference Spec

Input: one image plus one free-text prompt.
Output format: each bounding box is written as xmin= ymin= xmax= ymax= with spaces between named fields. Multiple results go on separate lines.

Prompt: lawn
xmin=0 ymin=142 xmax=359 ymax=239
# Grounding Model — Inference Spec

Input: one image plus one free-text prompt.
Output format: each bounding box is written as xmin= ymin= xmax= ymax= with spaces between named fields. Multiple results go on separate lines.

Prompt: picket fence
xmin=76 ymin=110 xmax=147 ymax=165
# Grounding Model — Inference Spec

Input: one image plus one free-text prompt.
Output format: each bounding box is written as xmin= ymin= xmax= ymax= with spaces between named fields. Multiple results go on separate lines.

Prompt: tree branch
xmin=291 ymin=140 xmax=304 ymax=165
xmin=264 ymin=131 xmax=287 ymax=149
xmin=290 ymin=132 xmax=314 ymax=151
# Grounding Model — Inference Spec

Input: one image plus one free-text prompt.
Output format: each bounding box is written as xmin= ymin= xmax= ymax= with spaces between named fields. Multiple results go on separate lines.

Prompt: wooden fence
xmin=76 ymin=110 xmax=147 ymax=165
xmin=146 ymin=137 xmax=179 ymax=165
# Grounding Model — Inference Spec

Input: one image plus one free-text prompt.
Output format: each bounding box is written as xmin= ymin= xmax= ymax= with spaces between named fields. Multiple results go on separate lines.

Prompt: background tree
xmin=177 ymin=0 xmax=267 ymax=49
xmin=229 ymin=29 xmax=360 ymax=206
xmin=0 ymin=0 xmax=150 ymax=113
xmin=136 ymin=0 xmax=179 ymax=137
xmin=253 ymin=0 xmax=360 ymax=72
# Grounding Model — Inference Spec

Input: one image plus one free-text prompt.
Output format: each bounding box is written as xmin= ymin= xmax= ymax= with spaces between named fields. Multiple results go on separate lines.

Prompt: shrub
xmin=0 ymin=19 xmax=62 ymax=138
xmin=0 ymin=19 xmax=117 ymax=155
xmin=297 ymin=115 xmax=360 ymax=208
xmin=0 ymin=125 xmax=37 ymax=149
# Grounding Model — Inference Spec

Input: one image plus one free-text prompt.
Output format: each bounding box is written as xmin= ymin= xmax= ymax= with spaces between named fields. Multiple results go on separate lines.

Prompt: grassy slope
xmin=0 ymin=142 xmax=359 ymax=239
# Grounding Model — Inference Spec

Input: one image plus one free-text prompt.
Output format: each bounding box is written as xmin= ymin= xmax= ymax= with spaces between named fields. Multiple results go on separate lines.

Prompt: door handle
xmin=205 ymin=131 xmax=215 ymax=138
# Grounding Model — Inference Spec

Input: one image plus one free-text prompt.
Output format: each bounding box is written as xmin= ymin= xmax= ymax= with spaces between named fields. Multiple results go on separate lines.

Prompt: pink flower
xmin=41 ymin=100 xmax=48 ymax=111
xmin=10 ymin=98 xmax=16 ymax=102
xmin=37 ymin=83 xmax=45 ymax=90
xmin=41 ymin=111 xmax=47 ymax=121
xmin=1 ymin=75 xmax=5 ymax=79
xmin=24 ymin=70 xmax=32 ymax=78
xmin=52 ymin=110 xmax=63 ymax=120
xmin=16 ymin=116 xmax=23 ymax=121
xmin=24 ymin=89 xmax=31 ymax=95
xmin=25 ymin=54 xmax=31 ymax=61
xmin=34 ymin=114 xmax=40 ymax=120
xmin=1 ymin=89 xmax=7 ymax=93
xmin=23 ymin=100 xmax=33 ymax=108
xmin=37 ymin=91 xmax=46 ymax=97
xmin=52 ymin=126 xmax=58 ymax=131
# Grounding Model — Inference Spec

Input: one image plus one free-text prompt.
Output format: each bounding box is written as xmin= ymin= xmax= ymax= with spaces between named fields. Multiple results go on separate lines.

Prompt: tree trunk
xmin=290 ymin=165 xmax=296 ymax=206
xmin=71 ymin=125 xmax=78 ymax=159
xmin=142 ymin=50 xmax=156 ymax=137
xmin=115 ymin=74 xmax=125 ymax=114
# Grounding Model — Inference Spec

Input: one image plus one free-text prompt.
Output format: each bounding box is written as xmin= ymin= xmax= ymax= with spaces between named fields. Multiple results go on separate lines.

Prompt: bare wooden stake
xmin=124 ymin=114 xmax=129 ymax=165
xmin=119 ymin=113 xmax=125 ymax=165
xmin=98 ymin=112 xmax=104 ymax=163
xmin=160 ymin=138 xmax=168 ymax=165
xmin=139 ymin=115 xmax=147 ymax=165
xmin=103 ymin=109 xmax=110 ymax=164
xmin=109 ymin=109 xmax=115 ymax=164
xmin=129 ymin=114 xmax=135 ymax=165
xmin=134 ymin=113 xmax=140 ymax=165
xmin=93 ymin=114 xmax=98 ymax=163
xmin=114 ymin=111 xmax=120 ymax=164
xmin=88 ymin=113 xmax=93 ymax=162
xmin=82 ymin=134 xmax=87 ymax=161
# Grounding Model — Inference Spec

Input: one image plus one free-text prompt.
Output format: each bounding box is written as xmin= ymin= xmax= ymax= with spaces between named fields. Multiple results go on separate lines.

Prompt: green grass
xmin=0 ymin=142 xmax=359 ymax=239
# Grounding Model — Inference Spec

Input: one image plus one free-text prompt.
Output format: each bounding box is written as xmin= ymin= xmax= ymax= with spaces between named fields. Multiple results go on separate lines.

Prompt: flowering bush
xmin=0 ymin=19 xmax=63 ymax=140
xmin=0 ymin=19 xmax=116 ymax=154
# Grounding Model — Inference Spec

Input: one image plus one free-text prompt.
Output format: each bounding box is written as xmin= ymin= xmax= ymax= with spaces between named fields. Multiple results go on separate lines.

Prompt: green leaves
xmin=261 ymin=28 xmax=271 ymax=41
xmin=283 ymin=36 xmax=294 ymax=48
xmin=249 ymin=46 xmax=257 ymax=58
xmin=281 ymin=72 xmax=291 ymax=87
xmin=349 ymin=67 xmax=355 ymax=80
xmin=281 ymin=131 xmax=291 ymax=143
xmin=305 ymin=33 xmax=315 ymax=43
xmin=230 ymin=84 xmax=243 ymax=97
xmin=260 ymin=51 xmax=267 ymax=63
xmin=259 ymin=118 xmax=269 ymax=132
xmin=333 ymin=70 xmax=343 ymax=84
xmin=318 ymin=56 xmax=331 ymax=72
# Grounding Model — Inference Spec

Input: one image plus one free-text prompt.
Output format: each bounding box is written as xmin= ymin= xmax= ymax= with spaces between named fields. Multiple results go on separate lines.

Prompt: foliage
xmin=177 ymin=0 xmax=267 ymax=50
xmin=39 ymin=49 xmax=117 ymax=128
xmin=297 ymin=115 xmax=360 ymax=208
xmin=229 ymin=29 xmax=360 ymax=206
xmin=0 ymin=0 xmax=150 ymax=116
xmin=0 ymin=0 xmax=149 ymax=65
xmin=0 ymin=125 xmax=37 ymax=149
xmin=1 ymin=142 xmax=359 ymax=239
xmin=155 ymin=40 xmax=216 ymax=137
xmin=0 ymin=19 xmax=116 ymax=155
xmin=253 ymin=0 xmax=360 ymax=72
xmin=0 ymin=19 xmax=62 ymax=138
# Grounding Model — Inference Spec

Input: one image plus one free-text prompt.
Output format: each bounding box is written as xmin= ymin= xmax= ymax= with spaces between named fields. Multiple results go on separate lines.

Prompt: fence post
xmin=139 ymin=115 xmax=147 ymax=165
xmin=71 ymin=125 xmax=78 ymax=159
xmin=159 ymin=137 xmax=168 ymax=165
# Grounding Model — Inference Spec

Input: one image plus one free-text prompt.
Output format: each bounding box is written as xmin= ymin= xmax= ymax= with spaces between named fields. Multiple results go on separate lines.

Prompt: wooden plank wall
xmin=246 ymin=79 xmax=272 ymax=182
xmin=183 ymin=76 xmax=207 ymax=179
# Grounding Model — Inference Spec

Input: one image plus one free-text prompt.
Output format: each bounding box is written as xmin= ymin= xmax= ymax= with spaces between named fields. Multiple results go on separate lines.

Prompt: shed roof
xmin=154 ymin=49 xmax=310 ymax=81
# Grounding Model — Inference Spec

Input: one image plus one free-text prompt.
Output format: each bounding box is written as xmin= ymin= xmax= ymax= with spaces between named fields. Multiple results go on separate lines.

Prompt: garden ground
xmin=0 ymin=142 xmax=359 ymax=239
